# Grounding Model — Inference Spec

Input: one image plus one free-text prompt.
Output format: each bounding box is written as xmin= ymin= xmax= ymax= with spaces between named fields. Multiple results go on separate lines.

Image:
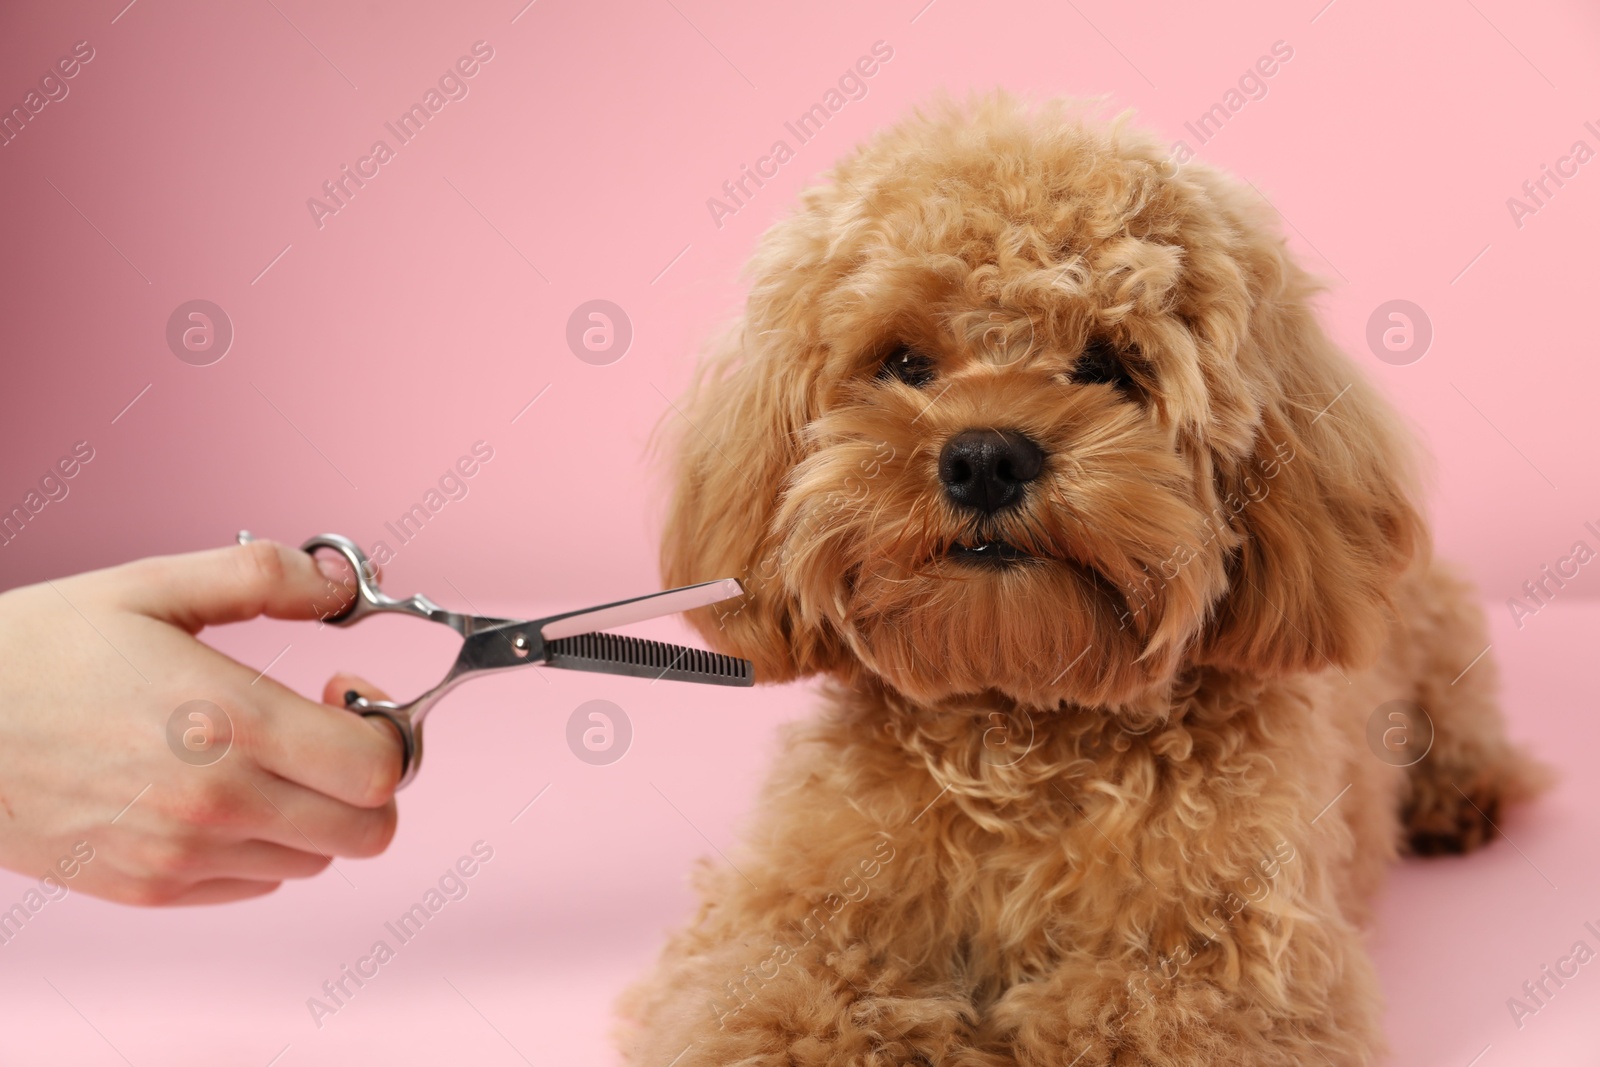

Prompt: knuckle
xmin=145 ymin=836 xmax=207 ymax=877
xmin=122 ymin=875 xmax=187 ymax=907
xmin=237 ymin=539 xmax=288 ymax=601
xmin=227 ymin=699 xmax=272 ymax=756
xmin=170 ymin=777 xmax=248 ymax=831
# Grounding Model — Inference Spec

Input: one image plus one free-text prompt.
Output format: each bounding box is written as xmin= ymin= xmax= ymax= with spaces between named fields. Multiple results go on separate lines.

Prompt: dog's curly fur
xmin=619 ymin=96 xmax=1547 ymax=1066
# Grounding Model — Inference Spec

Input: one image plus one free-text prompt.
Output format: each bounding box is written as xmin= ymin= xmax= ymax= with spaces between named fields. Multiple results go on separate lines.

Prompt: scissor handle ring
xmin=299 ymin=532 xmax=387 ymax=626
xmin=236 ymin=531 xmax=427 ymax=788
xmin=347 ymin=700 xmax=421 ymax=789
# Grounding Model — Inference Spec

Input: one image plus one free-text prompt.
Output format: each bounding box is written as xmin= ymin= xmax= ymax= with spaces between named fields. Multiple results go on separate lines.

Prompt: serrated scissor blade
xmin=544 ymin=632 xmax=753 ymax=686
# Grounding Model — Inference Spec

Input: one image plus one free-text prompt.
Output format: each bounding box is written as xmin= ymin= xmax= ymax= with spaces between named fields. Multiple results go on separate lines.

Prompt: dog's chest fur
xmin=759 ymin=671 xmax=1371 ymax=996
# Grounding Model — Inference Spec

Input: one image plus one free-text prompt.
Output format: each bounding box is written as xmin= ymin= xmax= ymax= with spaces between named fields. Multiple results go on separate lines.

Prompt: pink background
xmin=1 ymin=0 xmax=1597 ymax=1063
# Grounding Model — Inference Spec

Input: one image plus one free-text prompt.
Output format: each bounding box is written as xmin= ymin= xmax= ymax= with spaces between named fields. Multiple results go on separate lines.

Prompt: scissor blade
xmin=544 ymin=632 xmax=753 ymax=687
xmin=538 ymin=578 xmax=744 ymax=641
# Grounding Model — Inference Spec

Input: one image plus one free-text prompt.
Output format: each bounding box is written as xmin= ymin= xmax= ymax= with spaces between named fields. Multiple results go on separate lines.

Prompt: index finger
xmin=119 ymin=539 xmax=358 ymax=632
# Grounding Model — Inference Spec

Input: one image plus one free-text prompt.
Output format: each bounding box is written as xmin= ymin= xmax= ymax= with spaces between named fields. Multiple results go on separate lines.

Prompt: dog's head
xmin=663 ymin=96 xmax=1425 ymax=711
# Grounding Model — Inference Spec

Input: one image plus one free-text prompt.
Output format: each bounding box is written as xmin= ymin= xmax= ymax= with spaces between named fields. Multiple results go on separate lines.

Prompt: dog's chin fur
xmin=623 ymin=95 xmax=1548 ymax=1066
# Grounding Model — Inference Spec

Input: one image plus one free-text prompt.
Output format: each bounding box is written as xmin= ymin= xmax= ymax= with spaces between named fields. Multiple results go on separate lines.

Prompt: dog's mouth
xmin=943 ymin=540 xmax=1035 ymax=567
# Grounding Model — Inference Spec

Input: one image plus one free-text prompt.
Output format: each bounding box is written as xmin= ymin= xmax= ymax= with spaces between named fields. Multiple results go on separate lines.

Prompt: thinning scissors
xmin=239 ymin=532 xmax=752 ymax=788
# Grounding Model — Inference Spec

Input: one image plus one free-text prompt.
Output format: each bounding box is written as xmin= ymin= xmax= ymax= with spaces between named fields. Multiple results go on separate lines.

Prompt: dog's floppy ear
xmin=1193 ymin=217 xmax=1428 ymax=675
xmin=660 ymin=324 xmax=845 ymax=684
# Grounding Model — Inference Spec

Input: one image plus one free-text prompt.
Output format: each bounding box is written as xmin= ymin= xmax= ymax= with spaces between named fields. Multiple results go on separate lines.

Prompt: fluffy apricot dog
xmin=620 ymin=96 xmax=1544 ymax=1066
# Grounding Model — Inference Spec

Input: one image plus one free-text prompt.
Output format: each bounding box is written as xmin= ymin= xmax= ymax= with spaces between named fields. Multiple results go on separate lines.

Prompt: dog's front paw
xmin=1403 ymin=749 xmax=1550 ymax=857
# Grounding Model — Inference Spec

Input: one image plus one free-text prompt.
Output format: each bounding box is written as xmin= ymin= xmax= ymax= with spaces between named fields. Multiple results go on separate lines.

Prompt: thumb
xmin=121 ymin=539 xmax=358 ymax=633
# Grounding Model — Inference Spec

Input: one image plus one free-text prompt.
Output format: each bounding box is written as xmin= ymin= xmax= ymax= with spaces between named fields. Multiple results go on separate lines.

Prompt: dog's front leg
xmin=618 ymin=856 xmax=1022 ymax=1067
xmin=981 ymin=871 xmax=1385 ymax=1067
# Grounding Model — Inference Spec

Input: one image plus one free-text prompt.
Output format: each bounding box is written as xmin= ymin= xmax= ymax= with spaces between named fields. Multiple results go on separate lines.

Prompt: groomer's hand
xmin=0 ymin=540 xmax=403 ymax=905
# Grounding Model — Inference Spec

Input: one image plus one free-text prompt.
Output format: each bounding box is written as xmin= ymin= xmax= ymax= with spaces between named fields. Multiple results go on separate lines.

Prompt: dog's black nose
xmin=938 ymin=429 xmax=1045 ymax=514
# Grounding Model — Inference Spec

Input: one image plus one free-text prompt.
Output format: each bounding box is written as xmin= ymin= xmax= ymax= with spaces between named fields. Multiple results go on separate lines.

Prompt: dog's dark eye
xmin=878 ymin=344 xmax=936 ymax=389
xmin=1070 ymin=339 xmax=1138 ymax=395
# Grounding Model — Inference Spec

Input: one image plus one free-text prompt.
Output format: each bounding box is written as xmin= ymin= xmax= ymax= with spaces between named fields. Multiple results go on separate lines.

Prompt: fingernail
xmin=316 ymin=555 xmax=349 ymax=584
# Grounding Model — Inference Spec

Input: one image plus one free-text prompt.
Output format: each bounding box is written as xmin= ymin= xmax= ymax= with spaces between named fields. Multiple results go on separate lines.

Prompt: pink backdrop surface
xmin=1 ymin=0 xmax=1597 ymax=1063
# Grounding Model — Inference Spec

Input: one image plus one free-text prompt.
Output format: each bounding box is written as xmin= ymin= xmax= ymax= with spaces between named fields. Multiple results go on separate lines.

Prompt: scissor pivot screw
xmin=511 ymin=633 xmax=531 ymax=658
